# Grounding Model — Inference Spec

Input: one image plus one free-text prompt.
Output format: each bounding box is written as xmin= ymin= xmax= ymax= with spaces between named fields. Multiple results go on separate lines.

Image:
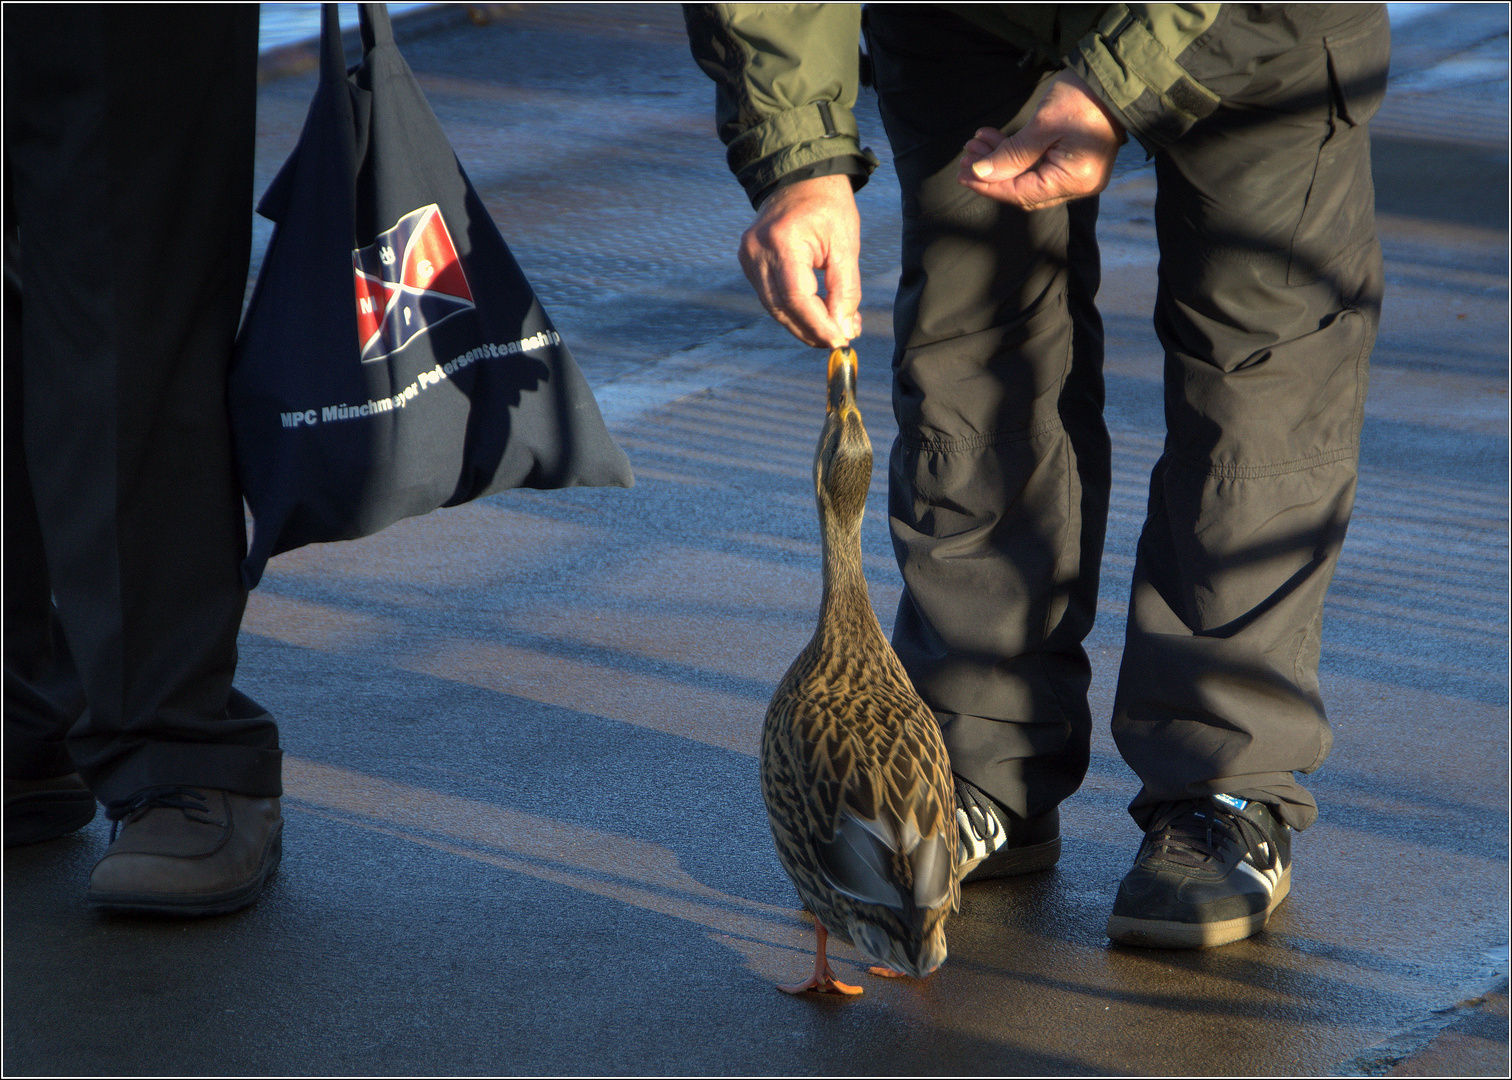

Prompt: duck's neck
xmin=818 ymin=511 xmax=883 ymax=641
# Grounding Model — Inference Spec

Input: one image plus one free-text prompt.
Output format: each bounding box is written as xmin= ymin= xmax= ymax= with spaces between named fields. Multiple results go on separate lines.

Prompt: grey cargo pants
xmin=866 ymin=6 xmax=1388 ymax=831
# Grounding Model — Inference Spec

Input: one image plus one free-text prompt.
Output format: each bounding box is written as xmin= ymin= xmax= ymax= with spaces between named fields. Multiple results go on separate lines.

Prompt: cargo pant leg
xmin=867 ymin=7 xmax=1111 ymax=820
xmin=1113 ymin=11 xmax=1390 ymax=831
xmin=3 ymin=7 xmax=282 ymax=807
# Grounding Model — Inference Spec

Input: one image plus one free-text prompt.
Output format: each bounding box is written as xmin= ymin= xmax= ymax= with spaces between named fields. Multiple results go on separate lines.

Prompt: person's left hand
xmin=957 ymin=69 xmax=1126 ymax=211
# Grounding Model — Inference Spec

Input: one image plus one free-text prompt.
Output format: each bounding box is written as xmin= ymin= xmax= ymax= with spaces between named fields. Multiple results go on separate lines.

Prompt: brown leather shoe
xmin=87 ymin=787 xmax=282 ymax=916
xmin=4 ymin=773 xmax=98 ymax=847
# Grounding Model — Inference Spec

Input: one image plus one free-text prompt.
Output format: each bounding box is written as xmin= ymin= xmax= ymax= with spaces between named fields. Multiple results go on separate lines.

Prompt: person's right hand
xmin=738 ymin=172 xmax=862 ymax=348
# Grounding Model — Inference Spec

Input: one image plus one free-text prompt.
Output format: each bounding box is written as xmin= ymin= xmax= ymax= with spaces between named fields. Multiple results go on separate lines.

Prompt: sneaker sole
xmin=960 ymin=836 xmax=1061 ymax=883
xmin=1106 ymin=865 xmax=1291 ymax=949
xmin=89 ymin=828 xmax=282 ymax=917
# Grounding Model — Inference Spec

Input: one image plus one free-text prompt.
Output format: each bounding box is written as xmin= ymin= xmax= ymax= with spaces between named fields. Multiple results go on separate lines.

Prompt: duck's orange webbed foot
xmin=867 ymin=966 xmax=908 ymax=978
xmin=779 ymin=923 xmax=864 ymax=996
xmin=778 ymin=968 xmax=864 ymax=995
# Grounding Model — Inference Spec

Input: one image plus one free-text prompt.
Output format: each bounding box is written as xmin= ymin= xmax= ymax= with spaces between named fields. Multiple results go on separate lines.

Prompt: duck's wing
xmin=815 ymin=809 xmax=954 ymax=914
xmin=763 ymin=685 xmax=862 ymax=832
xmin=802 ymin=685 xmax=956 ymax=913
xmin=760 ymin=691 xmax=841 ymax=912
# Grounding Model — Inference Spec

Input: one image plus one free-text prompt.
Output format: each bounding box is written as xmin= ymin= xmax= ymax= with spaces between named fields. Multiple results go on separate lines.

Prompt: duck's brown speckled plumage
xmin=762 ymin=349 xmax=958 ymax=992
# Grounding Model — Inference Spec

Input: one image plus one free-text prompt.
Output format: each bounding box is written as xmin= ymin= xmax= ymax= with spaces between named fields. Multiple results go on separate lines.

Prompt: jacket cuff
xmin=754 ymin=155 xmax=874 ymax=210
xmin=726 ymin=100 xmax=879 ymax=208
xmin=1068 ymin=5 xmax=1221 ymax=154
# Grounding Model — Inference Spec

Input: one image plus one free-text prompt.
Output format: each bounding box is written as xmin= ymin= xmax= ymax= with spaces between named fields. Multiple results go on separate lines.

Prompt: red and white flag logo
xmin=353 ymin=205 xmax=474 ymax=363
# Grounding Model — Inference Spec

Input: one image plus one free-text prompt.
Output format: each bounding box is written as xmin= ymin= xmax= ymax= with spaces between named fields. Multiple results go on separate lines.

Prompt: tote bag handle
xmin=319 ymin=3 xmax=394 ymax=80
xmin=319 ymin=4 xmax=346 ymax=85
xmin=358 ymin=3 xmax=396 ymax=53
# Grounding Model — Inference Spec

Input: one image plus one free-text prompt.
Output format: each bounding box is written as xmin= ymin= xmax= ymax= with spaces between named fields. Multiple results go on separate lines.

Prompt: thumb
xmin=968 ymin=126 xmax=1047 ymax=183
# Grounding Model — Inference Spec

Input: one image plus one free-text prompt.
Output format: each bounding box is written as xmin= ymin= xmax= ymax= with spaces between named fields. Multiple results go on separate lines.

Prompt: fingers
xmin=738 ymin=174 xmax=861 ymax=348
xmin=822 ymin=236 xmax=863 ymax=343
xmin=956 ymin=70 xmax=1123 ymax=211
xmin=963 ymin=126 xmax=1045 ymax=184
xmin=959 ymin=137 xmax=1112 ymax=210
xmin=955 ymin=125 xmax=1067 ymax=209
xmin=957 ymin=126 xmax=1006 ymax=171
xmin=740 ymin=230 xmax=848 ymax=347
xmin=741 ymin=245 xmax=843 ymax=346
xmin=959 ymin=159 xmax=1069 ymax=211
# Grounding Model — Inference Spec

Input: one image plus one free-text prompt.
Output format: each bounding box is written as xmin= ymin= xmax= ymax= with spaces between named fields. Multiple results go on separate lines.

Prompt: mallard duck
xmin=761 ymin=347 xmax=958 ymax=996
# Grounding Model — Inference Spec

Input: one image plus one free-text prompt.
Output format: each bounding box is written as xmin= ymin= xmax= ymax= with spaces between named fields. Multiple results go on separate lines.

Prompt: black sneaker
xmin=1107 ymin=795 xmax=1291 ymax=949
xmin=954 ymin=776 xmax=1060 ymax=883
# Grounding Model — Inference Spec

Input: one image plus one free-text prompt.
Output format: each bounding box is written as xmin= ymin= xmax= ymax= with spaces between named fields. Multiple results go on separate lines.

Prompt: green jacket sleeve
xmin=1066 ymin=4 xmax=1226 ymax=153
xmin=1067 ymin=4 xmax=1387 ymax=153
xmin=682 ymin=3 xmax=879 ymax=208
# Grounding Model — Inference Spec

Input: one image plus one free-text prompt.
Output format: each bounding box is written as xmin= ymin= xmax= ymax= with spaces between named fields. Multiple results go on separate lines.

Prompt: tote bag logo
xmin=353 ymin=205 xmax=475 ymax=363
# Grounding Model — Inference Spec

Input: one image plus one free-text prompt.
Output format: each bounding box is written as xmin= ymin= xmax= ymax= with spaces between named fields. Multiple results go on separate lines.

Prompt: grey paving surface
xmin=5 ymin=4 xmax=1508 ymax=1076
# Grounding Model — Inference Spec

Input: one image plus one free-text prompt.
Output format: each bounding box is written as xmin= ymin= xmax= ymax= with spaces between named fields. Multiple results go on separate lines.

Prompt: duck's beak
xmin=826 ymin=348 xmax=859 ymax=418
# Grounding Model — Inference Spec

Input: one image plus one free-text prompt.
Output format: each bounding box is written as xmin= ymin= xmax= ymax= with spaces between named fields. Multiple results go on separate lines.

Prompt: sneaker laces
xmin=954 ymin=778 xmax=1006 ymax=854
xmin=104 ymin=786 xmax=211 ymax=842
xmin=1141 ymin=799 xmax=1269 ymax=871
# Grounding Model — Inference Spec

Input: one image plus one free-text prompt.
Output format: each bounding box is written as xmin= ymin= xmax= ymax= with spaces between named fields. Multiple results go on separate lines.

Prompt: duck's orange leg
xmin=779 ymin=923 xmax=862 ymax=995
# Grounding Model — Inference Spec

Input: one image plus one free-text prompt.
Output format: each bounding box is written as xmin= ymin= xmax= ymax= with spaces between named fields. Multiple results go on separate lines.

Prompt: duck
xmin=761 ymin=347 xmax=958 ymax=996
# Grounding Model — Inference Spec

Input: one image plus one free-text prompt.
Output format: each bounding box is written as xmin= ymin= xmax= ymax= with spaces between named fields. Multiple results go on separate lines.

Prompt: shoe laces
xmin=104 ymin=786 xmax=210 ymax=842
xmin=1142 ymin=799 xmax=1268 ymax=870
xmin=954 ymin=778 xmax=1005 ymax=847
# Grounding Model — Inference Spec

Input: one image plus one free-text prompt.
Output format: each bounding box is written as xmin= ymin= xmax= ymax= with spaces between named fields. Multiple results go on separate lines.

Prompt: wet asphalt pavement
xmin=4 ymin=4 xmax=1507 ymax=1076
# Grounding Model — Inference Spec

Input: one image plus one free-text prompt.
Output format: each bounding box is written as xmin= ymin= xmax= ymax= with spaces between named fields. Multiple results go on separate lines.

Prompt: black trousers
xmin=3 ymin=7 xmax=281 ymax=807
xmin=866 ymin=6 xmax=1388 ymax=831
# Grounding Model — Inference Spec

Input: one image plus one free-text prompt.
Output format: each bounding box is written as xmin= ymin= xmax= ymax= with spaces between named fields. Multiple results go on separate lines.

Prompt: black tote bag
xmin=230 ymin=4 xmax=632 ymax=587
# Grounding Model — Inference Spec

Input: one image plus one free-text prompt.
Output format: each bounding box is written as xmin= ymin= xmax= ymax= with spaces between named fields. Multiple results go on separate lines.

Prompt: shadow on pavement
xmin=1372 ymin=137 xmax=1509 ymax=231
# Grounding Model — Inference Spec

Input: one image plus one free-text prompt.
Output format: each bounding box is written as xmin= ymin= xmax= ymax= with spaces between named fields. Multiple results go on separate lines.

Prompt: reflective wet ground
xmin=6 ymin=4 xmax=1507 ymax=1075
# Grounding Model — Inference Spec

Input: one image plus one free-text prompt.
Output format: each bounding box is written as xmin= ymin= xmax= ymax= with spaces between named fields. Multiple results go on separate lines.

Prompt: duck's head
xmin=815 ymin=348 xmax=873 ymax=526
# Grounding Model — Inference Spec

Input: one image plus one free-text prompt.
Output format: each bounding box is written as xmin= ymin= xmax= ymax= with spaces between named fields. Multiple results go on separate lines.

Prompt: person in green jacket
xmin=686 ymin=3 xmax=1389 ymax=950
